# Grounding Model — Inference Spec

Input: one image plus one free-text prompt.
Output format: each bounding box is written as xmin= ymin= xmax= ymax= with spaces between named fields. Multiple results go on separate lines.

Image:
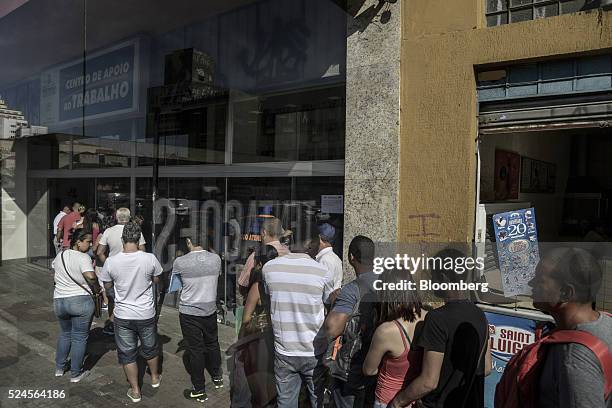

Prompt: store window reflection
xmin=2 ymin=0 xmax=348 ymax=329
xmin=225 ymin=176 xmax=344 ymax=306
xmin=152 ymin=178 xmax=231 ymax=318
xmin=142 ymin=48 xmax=228 ymax=167
xmin=232 ymin=85 xmax=345 ymax=163
xmin=96 ymin=178 xmax=130 ymax=216
xmin=27 ymin=134 xmax=72 ymax=169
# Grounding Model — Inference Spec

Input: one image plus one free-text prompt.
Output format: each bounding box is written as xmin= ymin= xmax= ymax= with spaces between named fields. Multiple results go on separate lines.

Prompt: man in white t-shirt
xmin=52 ymin=205 xmax=71 ymax=255
xmin=96 ymin=207 xmax=145 ymax=335
xmin=315 ymin=223 xmax=343 ymax=292
xmin=97 ymin=207 xmax=146 ymax=261
xmin=99 ymin=221 xmax=162 ymax=403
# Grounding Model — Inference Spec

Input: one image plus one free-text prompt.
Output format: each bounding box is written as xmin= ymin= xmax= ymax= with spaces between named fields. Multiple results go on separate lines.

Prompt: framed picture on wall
xmin=494 ymin=150 xmax=520 ymax=200
xmin=521 ymin=157 xmax=556 ymax=194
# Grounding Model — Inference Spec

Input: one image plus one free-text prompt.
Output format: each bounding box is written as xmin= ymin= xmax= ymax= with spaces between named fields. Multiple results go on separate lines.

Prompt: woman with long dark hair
xmin=79 ymin=209 xmax=100 ymax=252
xmin=363 ymin=270 xmax=427 ymax=408
xmin=79 ymin=208 xmax=106 ymax=306
xmin=240 ymin=243 xmax=279 ymax=408
xmin=52 ymin=228 xmax=100 ymax=382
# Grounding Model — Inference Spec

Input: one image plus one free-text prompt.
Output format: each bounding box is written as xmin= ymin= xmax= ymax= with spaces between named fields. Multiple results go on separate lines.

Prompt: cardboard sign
xmin=492 ymin=207 xmax=539 ymax=297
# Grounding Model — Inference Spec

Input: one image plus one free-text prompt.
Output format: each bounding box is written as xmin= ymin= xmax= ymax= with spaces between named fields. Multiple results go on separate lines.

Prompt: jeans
xmin=331 ymin=378 xmax=375 ymax=408
xmin=114 ymin=317 xmax=159 ymax=364
xmin=230 ymin=347 xmax=252 ymax=408
xmin=274 ymin=352 xmax=325 ymax=408
xmin=54 ymin=295 xmax=94 ymax=377
xmin=179 ymin=312 xmax=223 ymax=391
xmin=52 ymin=238 xmax=61 ymax=255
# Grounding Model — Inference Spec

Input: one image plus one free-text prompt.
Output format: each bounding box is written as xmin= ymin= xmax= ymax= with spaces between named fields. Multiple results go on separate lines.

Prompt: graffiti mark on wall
xmin=405 ymin=213 xmax=440 ymax=238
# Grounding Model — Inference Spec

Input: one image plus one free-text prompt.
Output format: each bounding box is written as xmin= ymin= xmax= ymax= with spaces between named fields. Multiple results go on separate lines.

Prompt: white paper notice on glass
xmin=321 ymin=195 xmax=343 ymax=214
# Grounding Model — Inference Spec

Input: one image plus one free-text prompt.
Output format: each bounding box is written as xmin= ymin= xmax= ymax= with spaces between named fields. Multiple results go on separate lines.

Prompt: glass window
xmin=487 ymin=13 xmax=509 ymax=26
xmin=510 ymin=7 xmax=534 ymax=23
xmin=487 ymin=0 xmax=508 ymax=12
xmin=535 ymin=3 xmax=559 ymax=18
xmin=232 ymin=85 xmax=345 ymax=163
xmin=27 ymin=133 xmax=72 ymax=169
xmin=96 ymin=178 xmax=131 ymax=215
xmin=560 ymin=0 xmax=587 ymax=13
xmin=135 ymin=178 xmax=153 ymax=251
xmin=485 ymin=0 xmax=595 ymax=26
xmin=2 ymin=0 xmax=348 ymax=333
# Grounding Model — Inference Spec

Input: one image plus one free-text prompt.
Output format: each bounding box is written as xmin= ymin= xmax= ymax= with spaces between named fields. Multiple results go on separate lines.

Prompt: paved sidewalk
xmin=0 ymin=262 xmax=235 ymax=407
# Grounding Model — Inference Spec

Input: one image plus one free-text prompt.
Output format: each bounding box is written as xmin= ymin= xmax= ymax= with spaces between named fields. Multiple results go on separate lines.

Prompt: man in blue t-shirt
xmin=324 ymin=235 xmax=378 ymax=408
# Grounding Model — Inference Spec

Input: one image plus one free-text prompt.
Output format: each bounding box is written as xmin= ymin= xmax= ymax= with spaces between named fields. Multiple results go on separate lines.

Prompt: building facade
xmin=2 ymin=0 xmax=611 ymax=319
xmin=399 ymin=0 xmax=612 ymax=312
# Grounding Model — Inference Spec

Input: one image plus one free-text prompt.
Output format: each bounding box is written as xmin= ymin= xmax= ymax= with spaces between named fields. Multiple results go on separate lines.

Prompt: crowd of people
xmin=232 ymin=220 xmax=610 ymax=408
xmin=49 ymin=203 xmax=611 ymax=407
xmin=51 ymin=203 xmax=224 ymax=403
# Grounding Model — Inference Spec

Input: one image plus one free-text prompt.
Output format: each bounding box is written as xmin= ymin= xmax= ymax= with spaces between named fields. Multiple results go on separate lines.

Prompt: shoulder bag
xmin=60 ymin=250 xmax=103 ymax=318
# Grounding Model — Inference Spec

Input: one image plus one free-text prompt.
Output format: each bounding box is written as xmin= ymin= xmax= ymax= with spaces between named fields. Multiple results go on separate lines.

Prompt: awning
xmin=479 ymin=92 xmax=612 ymax=134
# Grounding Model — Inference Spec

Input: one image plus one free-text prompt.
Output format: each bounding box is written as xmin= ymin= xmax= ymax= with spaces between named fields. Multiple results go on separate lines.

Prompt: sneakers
xmin=188 ymin=388 xmax=208 ymax=403
xmin=102 ymin=321 xmax=114 ymax=336
xmin=127 ymin=388 xmax=141 ymax=403
xmin=70 ymin=370 xmax=90 ymax=383
xmin=212 ymin=377 xmax=224 ymax=389
xmin=54 ymin=368 xmax=65 ymax=377
xmin=151 ymin=374 xmax=162 ymax=388
xmin=101 ymin=303 xmax=108 ymax=310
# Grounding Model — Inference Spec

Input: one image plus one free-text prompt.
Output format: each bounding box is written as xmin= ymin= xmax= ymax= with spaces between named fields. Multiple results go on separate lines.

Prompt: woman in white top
xmin=52 ymin=228 xmax=99 ymax=382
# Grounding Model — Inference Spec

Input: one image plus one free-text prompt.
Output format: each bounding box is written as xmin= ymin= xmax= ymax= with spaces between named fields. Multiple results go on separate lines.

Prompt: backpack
xmin=494 ymin=328 xmax=612 ymax=408
xmin=325 ymin=280 xmax=377 ymax=382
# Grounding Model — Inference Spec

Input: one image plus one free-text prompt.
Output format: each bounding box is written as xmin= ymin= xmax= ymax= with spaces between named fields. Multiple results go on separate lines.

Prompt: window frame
xmin=486 ymin=0 xmax=587 ymax=26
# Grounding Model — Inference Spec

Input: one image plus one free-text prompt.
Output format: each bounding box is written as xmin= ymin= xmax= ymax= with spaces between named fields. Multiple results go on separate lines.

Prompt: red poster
xmin=494 ymin=150 xmax=520 ymax=200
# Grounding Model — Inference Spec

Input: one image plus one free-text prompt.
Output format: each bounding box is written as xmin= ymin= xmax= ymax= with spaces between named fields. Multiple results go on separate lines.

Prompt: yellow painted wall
xmin=399 ymin=2 xmax=612 ymax=242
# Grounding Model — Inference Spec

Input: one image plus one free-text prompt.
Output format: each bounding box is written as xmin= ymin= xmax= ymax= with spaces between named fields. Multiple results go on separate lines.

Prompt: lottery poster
xmin=483 ymin=311 xmax=539 ymax=408
xmin=492 ymin=207 xmax=539 ymax=297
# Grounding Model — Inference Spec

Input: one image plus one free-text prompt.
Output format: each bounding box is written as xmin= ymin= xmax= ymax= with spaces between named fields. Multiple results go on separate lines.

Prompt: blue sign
xmin=59 ymin=44 xmax=136 ymax=122
xmin=484 ymin=311 xmax=539 ymax=408
xmin=492 ymin=207 xmax=539 ymax=297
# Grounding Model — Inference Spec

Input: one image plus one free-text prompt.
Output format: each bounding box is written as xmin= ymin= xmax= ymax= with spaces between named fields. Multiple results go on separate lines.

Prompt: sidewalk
xmin=0 ymin=262 xmax=234 ymax=407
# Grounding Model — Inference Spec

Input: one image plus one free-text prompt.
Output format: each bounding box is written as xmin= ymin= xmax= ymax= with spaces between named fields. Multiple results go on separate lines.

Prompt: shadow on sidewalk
xmin=83 ymin=327 xmax=117 ymax=371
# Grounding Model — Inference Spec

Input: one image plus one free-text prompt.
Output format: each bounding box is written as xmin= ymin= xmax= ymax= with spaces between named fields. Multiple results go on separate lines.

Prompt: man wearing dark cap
xmin=99 ymin=221 xmax=163 ymax=403
xmin=315 ymin=223 xmax=343 ymax=291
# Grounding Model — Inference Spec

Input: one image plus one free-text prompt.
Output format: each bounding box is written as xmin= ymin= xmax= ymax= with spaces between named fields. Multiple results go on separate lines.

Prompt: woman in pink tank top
xmin=363 ymin=272 xmax=427 ymax=408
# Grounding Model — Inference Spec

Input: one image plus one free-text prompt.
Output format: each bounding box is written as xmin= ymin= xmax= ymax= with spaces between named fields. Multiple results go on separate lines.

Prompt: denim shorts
xmin=114 ymin=317 xmax=158 ymax=364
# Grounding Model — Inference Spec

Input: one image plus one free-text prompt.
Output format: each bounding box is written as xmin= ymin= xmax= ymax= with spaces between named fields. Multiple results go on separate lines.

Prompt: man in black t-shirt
xmin=390 ymin=248 xmax=491 ymax=408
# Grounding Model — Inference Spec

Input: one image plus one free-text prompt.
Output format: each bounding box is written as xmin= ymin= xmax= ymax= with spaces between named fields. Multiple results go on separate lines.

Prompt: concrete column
xmin=343 ymin=0 xmax=401 ymax=282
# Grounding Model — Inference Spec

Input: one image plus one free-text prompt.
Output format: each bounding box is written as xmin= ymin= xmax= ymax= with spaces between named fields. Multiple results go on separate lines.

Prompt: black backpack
xmin=325 ymin=279 xmax=377 ymax=382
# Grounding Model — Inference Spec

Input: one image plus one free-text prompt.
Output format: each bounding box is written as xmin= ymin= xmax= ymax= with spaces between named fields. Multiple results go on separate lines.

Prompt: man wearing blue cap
xmin=316 ymin=223 xmax=343 ymax=292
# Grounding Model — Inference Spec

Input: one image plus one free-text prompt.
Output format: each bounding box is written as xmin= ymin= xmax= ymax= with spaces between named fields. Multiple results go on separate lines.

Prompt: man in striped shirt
xmin=262 ymin=231 xmax=335 ymax=408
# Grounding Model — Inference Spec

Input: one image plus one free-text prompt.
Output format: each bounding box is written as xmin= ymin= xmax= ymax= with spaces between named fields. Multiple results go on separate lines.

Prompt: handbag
xmin=240 ymin=282 xmax=272 ymax=337
xmin=60 ymin=250 xmax=103 ymax=318
xmin=243 ymin=309 xmax=271 ymax=334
